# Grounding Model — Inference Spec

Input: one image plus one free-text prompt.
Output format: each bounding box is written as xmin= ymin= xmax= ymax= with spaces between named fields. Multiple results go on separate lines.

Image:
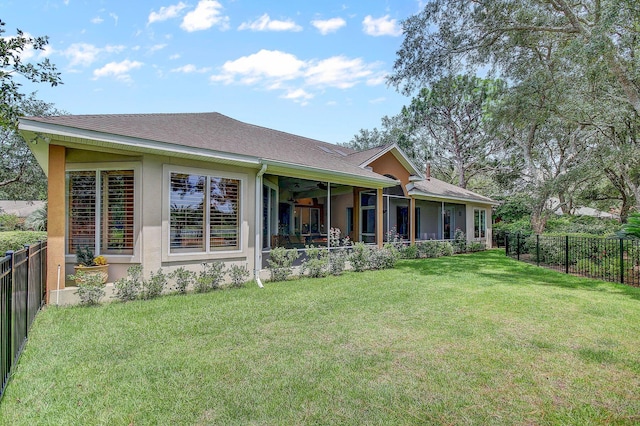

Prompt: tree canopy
xmin=0 ymin=19 xmax=63 ymax=199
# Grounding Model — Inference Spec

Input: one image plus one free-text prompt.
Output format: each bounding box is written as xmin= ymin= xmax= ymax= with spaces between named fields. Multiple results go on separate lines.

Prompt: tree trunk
xmin=531 ymin=208 xmax=547 ymax=234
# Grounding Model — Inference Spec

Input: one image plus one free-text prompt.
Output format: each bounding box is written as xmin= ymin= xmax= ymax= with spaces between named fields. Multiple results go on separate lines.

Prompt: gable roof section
xmin=345 ymin=143 xmax=423 ymax=178
xmin=19 ymin=112 xmax=396 ymax=188
xmin=408 ymin=177 xmax=496 ymax=205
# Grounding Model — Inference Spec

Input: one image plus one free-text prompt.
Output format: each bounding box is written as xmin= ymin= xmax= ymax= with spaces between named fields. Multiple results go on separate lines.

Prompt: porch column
xmin=441 ymin=201 xmax=445 ymax=239
xmin=47 ymin=144 xmax=66 ymax=302
xmin=409 ymin=197 xmax=416 ymax=245
xmin=353 ymin=188 xmax=361 ymax=242
xmin=376 ymin=187 xmax=383 ymax=248
xmin=326 ymin=182 xmax=331 ymax=249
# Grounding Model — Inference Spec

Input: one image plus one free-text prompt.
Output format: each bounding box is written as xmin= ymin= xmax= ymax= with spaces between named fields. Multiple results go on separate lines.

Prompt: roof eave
xmin=408 ymin=188 xmax=497 ymax=206
xmin=19 ymin=118 xmax=261 ymax=167
xmin=262 ymin=159 xmax=398 ymax=188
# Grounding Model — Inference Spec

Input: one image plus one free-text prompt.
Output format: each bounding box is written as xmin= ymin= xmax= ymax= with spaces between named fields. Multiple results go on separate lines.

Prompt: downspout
xmin=254 ymin=163 xmax=267 ymax=288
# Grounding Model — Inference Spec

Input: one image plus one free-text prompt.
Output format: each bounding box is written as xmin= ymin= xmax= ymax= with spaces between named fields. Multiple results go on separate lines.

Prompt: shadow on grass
xmin=397 ymin=249 xmax=640 ymax=302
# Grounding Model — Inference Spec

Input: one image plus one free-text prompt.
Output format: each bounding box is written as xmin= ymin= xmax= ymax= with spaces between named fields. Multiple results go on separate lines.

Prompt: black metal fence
xmin=505 ymin=233 xmax=640 ymax=286
xmin=1 ymin=241 xmax=47 ymax=400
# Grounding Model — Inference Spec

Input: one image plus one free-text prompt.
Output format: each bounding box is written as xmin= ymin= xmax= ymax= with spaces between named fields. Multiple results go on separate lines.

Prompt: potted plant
xmin=73 ymin=246 xmax=109 ymax=284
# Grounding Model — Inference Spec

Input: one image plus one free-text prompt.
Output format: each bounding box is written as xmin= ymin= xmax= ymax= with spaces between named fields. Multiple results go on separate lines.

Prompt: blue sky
xmin=2 ymin=0 xmax=423 ymax=144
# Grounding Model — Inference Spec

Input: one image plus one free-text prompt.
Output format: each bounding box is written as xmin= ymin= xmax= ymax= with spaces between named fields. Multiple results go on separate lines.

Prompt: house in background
xmin=18 ymin=112 xmax=495 ymax=302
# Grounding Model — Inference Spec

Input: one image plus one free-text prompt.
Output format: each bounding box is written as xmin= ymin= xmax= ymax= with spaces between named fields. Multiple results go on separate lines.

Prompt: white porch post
xmin=254 ymin=164 xmax=267 ymax=288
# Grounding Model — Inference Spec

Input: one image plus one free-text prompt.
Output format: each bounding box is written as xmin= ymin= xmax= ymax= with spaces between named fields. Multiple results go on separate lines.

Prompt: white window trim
xmin=474 ymin=208 xmax=487 ymax=239
xmin=162 ymin=164 xmax=247 ymax=262
xmin=65 ymin=162 xmax=142 ymax=264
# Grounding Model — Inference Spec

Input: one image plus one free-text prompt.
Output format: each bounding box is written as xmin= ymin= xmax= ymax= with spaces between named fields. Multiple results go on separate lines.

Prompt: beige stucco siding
xmin=61 ymin=146 xmax=257 ymax=284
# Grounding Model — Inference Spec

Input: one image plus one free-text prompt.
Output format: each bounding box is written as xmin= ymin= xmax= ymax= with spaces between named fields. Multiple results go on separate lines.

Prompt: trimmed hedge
xmin=0 ymin=231 xmax=47 ymax=255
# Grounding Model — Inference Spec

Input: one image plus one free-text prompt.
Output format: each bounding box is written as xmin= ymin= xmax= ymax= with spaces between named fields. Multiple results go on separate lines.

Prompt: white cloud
xmin=171 ymin=64 xmax=211 ymax=73
xmin=362 ymin=15 xmax=402 ymax=36
xmin=148 ymin=44 xmax=168 ymax=53
xmin=63 ymin=43 xmax=126 ymax=68
xmin=148 ymin=2 xmax=188 ymax=24
xmin=110 ymin=13 xmax=119 ymax=26
xmin=169 ymin=53 xmax=181 ymax=60
xmin=210 ymin=49 xmax=384 ymax=104
xmin=282 ymin=88 xmax=313 ymax=106
xmin=369 ymin=97 xmax=386 ymax=104
xmin=311 ymin=17 xmax=346 ymax=35
xmin=305 ymin=56 xmax=374 ymax=89
xmin=91 ymin=17 xmax=104 ymax=24
xmin=181 ymin=0 xmax=229 ymax=32
xmin=238 ymin=14 xmax=302 ymax=32
xmin=63 ymin=43 xmax=101 ymax=67
xmin=211 ymin=49 xmax=305 ymax=84
xmin=93 ymin=59 xmax=143 ymax=82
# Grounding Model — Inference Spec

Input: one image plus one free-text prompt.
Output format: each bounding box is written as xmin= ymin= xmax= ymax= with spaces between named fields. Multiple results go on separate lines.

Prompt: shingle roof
xmin=20 ymin=112 xmax=393 ymax=183
xmin=410 ymin=177 xmax=496 ymax=205
xmin=344 ymin=145 xmax=387 ymax=166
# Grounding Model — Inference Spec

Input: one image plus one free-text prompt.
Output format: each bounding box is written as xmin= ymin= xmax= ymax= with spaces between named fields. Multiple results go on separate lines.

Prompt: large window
xmin=170 ymin=172 xmax=241 ymax=253
xmin=360 ymin=192 xmax=376 ymax=243
xmin=67 ymin=169 xmax=135 ymax=255
xmin=474 ymin=208 xmax=487 ymax=239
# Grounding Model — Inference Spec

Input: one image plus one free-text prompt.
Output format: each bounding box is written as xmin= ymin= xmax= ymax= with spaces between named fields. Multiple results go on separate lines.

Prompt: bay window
xmin=67 ymin=169 xmax=135 ymax=255
xmin=170 ymin=172 xmax=241 ymax=253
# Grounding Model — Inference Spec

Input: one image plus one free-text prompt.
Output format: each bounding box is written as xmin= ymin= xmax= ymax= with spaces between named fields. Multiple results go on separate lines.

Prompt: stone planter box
xmin=73 ymin=264 xmax=109 ymax=284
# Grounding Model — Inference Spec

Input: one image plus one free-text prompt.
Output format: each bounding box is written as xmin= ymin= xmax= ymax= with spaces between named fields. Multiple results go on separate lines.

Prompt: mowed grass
xmin=2 ymin=250 xmax=640 ymax=425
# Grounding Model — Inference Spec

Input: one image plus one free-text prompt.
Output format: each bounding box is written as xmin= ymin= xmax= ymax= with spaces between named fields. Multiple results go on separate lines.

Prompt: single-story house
xmin=18 ymin=112 xmax=495 ymax=301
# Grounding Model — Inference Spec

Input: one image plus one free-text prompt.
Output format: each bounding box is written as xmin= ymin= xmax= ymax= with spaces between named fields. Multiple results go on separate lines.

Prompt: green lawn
xmin=2 ymin=250 xmax=640 ymax=425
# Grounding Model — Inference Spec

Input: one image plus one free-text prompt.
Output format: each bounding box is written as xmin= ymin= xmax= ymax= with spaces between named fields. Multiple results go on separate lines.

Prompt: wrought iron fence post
xmin=565 ymin=236 xmax=569 ymax=274
xmin=505 ymin=232 xmax=509 ymax=257
xmin=536 ymin=235 xmax=540 ymax=266
xmin=516 ymin=232 xmax=521 ymax=261
xmin=620 ymin=238 xmax=625 ymax=285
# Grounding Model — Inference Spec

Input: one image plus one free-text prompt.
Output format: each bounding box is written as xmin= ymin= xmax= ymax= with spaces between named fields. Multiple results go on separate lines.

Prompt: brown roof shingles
xmin=22 ymin=112 xmax=392 ymax=181
xmin=411 ymin=177 xmax=495 ymax=204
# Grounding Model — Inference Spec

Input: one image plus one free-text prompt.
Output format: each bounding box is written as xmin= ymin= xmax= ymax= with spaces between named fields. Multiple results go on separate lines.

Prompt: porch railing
xmin=1 ymin=241 xmax=47 ymax=401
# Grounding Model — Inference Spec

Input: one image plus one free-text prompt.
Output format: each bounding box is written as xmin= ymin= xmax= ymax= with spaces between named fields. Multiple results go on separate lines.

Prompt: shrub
xmin=169 ymin=267 xmax=196 ymax=294
xmin=416 ymin=241 xmax=440 ymax=258
xmin=0 ymin=213 xmax=22 ymax=231
xmin=25 ymin=204 xmax=47 ymax=231
xmin=328 ymin=249 xmax=348 ymax=276
xmin=439 ymin=242 xmax=454 ymax=257
xmin=68 ymin=270 xmax=105 ymax=306
xmin=349 ymin=243 xmax=371 ymax=272
xmin=400 ymin=244 xmax=418 ymax=259
xmin=301 ymin=245 xmax=328 ymax=278
xmin=228 ymin=263 xmax=250 ymax=288
xmin=195 ymin=262 xmax=225 ymax=292
xmin=75 ymin=246 xmax=96 ymax=267
xmin=0 ymin=231 xmax=47 ymax=254
xmin=142 ymin=268 xmax=167 ymax=299
xmin=452 ymin=229 xmax=467 ymax=253
xmin=369 ymin=245 xmax=398 ymax=270
xmin=467 ymin=241 xmax=485 ymax=252
xmin=114 ymin=265 xmax=143 ymax=301
xmin=267 ymin=247 xmax=300 ymax=282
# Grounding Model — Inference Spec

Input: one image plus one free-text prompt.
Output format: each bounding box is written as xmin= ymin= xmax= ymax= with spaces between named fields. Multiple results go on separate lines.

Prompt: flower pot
xmin=73 ymin=264 xmax=109 ymax=285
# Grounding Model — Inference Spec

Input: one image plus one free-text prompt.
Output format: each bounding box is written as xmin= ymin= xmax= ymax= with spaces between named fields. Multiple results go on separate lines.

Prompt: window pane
xmin=170 ymin=173 xmax=205 ymax=253
xmin=210 ymin=177 xmax=240 ymax=251
xmin=101 ymin=170 xmax=134 ymax=254
xmin=68 ymin=171 xmax=96 ymax=254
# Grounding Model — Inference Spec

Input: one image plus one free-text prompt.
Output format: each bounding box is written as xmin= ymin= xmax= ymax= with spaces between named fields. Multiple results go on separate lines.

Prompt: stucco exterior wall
xmin=60 ymin=145 xmax=257 ymax=285
xmin=329 ymin=192 xmax=353 ymax=239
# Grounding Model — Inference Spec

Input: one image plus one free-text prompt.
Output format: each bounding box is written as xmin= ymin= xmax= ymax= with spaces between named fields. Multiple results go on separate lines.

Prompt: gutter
xmin=254 ymin=163 xmax=267 ymax=288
